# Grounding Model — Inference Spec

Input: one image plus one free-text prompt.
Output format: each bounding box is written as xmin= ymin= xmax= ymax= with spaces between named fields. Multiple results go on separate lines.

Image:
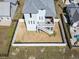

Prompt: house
xmin=0 ymin=0 xmax=18 ymax=26
xmin=0 ymin=2 xmax=11 ymax=26
xmin=4 ymin=0 xmax=18 ymax=19
xmin=62 ymin=0 xmax=70 ymax=5
xmin=66 ymin=3 xmax=79 ymax=45
xmin=23 ymin=0 xmax=56 ymax=35
xmin=63 ymin=0 xmax=79 ymax=5
xmin=69 ymin=0 xmax=79 ymax=4
xmin=4 ymin=0 xmax=18 ymax=4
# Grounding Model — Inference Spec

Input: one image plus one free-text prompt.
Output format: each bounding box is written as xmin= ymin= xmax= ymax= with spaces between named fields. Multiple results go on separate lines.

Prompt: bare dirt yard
xmin=0 ymin=21 xmax=17 ymax=54
xmin=15 ymin=19 xmax=62 ymax=43
xmin=0 ymin=26 xmax=9 ymax=54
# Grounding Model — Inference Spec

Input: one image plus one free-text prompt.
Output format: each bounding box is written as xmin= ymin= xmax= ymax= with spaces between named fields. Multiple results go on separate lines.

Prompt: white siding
xmin=24 ymin=10 xmax=46 ymax=31
xmin=24 ymin=14 xmax=37 ymax=31
xmin=0 ymin=17 xmax=11 ymax=26
xmin=38 ymin=10 xmax=46 ymax=22
xmin=0 ymin=2 xmax=10 ymax=16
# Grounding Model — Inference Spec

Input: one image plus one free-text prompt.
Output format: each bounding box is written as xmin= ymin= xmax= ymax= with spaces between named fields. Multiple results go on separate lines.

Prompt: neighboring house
xmin=0 ymin=0 xmax=18 ymax=26
xmin=63 ymin=0 xmax=70 ymax=5
xmin=69 ymin=0 xmax=79 ymax=3
xmin=23 ymin=0 xmax=56 ymax=35
xmin=0 ymin=2 xmax=11 ymax=26
xmin=66 ymin=3 xmax=79 ymax=45
xmin=63 ymin=0 xmax=79 ymax=5
xmin=4 ymin=0 xmax=18 ymax=19
xmin=4 ymin=0 xmax=18 ymax=4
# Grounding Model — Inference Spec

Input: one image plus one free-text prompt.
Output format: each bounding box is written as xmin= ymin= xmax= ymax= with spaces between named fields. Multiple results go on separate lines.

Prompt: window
xmin=33 ymin=21 xmax=35 ymax=24
xmin=28 ymin=21 xmax=30 ymax=24
xmin=31 ymin=21 xmax=32 ymax=24
xmin=28 ymin=21 xmax=35 ymax=24
xmin=39 ymin=16 xmax=43 ymax=20
xmin=47 ymin=22 xmax=50 ymax=24
xmin=37 ymin=22 xmax=39 ymax=24
xmin=42 ymin=17 xmax=43 ymax=19
xmin=74 ymin=30 xmax=76 ymax=32
xmin=46 ymin=27 xmax=50 ymax=30
xmin=51 ymin=27 xmax=53 ymax=30
xmin=39 ymin=17 xmax=41 ymax=20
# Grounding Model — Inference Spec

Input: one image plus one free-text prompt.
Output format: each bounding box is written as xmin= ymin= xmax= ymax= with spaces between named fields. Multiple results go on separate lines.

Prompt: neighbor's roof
xmin=69 ymin=0 xmax=79 ymax=3
xmin=0 ymin=2 xmax=10 ymax=16
xmin=74 ymin=0 xmax=79 ymax=3
xmin=23 ymin=0 xmax=56 ymax=17
xmin=0 ymin=0 xmax=3 ymax=1
xmin=4 ymin=0 xmax=17 ymax=4
xmin=67 ymin=3 xmax=79 ymax=25
xmin=77 ymin=23 xmax=79 ymax=27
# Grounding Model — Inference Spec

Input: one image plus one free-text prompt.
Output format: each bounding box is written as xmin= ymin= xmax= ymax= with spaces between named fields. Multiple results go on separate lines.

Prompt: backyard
xmin=14 ymin=19 xmax=63 ymax=43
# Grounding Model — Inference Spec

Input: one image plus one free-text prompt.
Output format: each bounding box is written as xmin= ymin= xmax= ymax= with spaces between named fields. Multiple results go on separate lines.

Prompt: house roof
xmin=67 ymin=3 xmax=79 ymax=25
xmin=23 ymin=0 xmax=56 ymax=17
xmin=69 ymin=0 xmax=79 ymax=3
xmin=3 ymin=0 xmax=17 ymax=4
xmin=77 ymin=23 xmax=79 ymax=27
xmin=0 ymin=2 xmax=10 ymax=17
xmin=0 ymin=0 xmax=3 ymax=1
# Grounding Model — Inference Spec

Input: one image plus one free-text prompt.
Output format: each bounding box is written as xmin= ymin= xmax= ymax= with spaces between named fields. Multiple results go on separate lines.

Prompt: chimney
xmin=30 ymin=13 xmax=32 ymax=18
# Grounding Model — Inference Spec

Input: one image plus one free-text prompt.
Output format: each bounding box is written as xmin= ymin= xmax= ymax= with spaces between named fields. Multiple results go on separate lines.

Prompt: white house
xmin=0 ymin=0 xmax=18 ymax=26
xmin=23 ymin=0 xmax=56 ymax=35
xmin=0 ymin=2 xmax=11 ymax=26
xmin=4 ymin=0 xmax=18 ymax=19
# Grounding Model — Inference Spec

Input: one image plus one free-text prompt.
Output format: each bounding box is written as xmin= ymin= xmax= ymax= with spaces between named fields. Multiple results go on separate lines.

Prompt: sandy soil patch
xmin=15 ymin=21 xmax=62 ymax=42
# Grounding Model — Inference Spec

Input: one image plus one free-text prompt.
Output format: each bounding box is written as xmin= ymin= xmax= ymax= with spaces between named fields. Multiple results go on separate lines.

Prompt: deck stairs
xmin=37 ymin=23 xmax=54 ymax=35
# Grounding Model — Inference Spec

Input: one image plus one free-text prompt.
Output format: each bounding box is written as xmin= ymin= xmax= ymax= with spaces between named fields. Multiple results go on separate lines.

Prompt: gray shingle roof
xmin=72 ymin=10 xmax=79 ymax=23
xmin=0 ymin=0 xmax=3 ymax=1
xmin=77 ymin=23 xmax=79 ymax=27
xmin=23 ymin=0 xmax=56 ymax=17
xmin=0 ymin=0 xmax=18 ymax=19
xmin=0 ymin=2 xmax=10 ymax=16
xmin=4 ymin=0 xmax=18 ymax=19
xmin=69 ymin=0 xmax=79 ymax=3
xmin=4 ymin=0 xmax=17 ymax=4
xmin=67 ymin=3 xmax=79 ymax=25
